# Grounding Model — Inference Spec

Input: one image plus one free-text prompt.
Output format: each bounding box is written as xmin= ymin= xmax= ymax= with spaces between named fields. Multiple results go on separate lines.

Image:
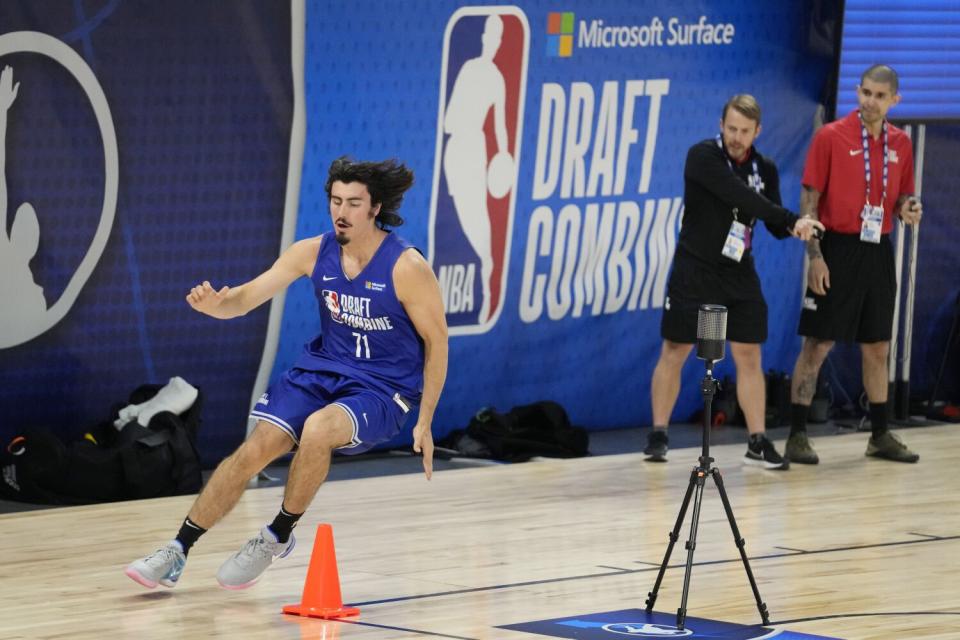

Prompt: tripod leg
xmin=711 ymin=468 xmax=770 ymax=625
xmin=677 ymin=469 xmax=708 ymax=630
xmin=646 ymin=467 xmax=698 ymax=613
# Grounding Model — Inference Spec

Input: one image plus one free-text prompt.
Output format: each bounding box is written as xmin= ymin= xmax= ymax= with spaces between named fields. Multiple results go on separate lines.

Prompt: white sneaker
xmin=216 ymin=526 xmax=295 ymax=590
xmin=125 ymin=542 xmax=186 ymax=588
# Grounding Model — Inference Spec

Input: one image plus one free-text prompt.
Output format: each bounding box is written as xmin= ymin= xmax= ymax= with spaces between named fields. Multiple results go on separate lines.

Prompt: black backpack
xmin=440 ymin=401 xmax=589 ymax=462
xmin=0 ymin=384 xmax=202 ymax=504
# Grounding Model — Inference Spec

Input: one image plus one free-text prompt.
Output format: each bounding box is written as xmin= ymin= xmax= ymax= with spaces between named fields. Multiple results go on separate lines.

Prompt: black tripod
xmin=644 ymin=306 xmax=769 ymax=630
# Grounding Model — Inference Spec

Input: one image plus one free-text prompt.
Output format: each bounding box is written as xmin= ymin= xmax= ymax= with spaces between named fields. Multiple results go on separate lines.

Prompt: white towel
xmin=114 ymin=376 xmax=199 ymax=429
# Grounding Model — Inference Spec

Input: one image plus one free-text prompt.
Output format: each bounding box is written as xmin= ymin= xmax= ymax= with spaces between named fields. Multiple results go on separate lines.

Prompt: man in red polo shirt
xmin=785 ymin=64 xmax=923 ymax=465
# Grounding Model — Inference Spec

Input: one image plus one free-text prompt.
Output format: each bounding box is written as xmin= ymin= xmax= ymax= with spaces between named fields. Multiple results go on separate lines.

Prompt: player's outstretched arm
xmin=186 ymin=237 xmax=321 ymax=319
xmin=395 ymin=249 xmax=449 ymax=480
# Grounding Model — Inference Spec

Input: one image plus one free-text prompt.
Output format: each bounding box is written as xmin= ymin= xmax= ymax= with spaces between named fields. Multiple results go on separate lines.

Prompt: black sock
xmin=869 ymin=401 xmax=889 ymax=438
xmin=790 ymin=403 xmax=809 ymax=437
xmin=749 ymin=433 xmax=766 ymax=445
xmin=175 ymin=517 xmax=207 ymax=555
xmin=268 ymin=504 xmax=303 ymax=543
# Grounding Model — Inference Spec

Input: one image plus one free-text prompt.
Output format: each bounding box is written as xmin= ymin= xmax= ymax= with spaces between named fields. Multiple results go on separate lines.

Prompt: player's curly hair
xmin=325 ymin=156 xmax=415 ymax=228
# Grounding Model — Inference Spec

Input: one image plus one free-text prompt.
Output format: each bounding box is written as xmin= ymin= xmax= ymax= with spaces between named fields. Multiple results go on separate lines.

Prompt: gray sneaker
xmin=216 ymin=526 xmax=295 ymax=590
xmin=125 ymin=542 xmax=186 ymax=589
xmin=866 ymin=431 xmax=919 ymax=463
xmin=785 ymin=432 xmax=820 ymax=465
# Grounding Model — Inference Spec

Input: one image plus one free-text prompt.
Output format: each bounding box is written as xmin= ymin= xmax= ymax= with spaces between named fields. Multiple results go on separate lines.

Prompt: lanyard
xmin=860 ymin=117 xmax=888 ymax=207
xmin=716 ymin=136 xmax=761 ymax=224
xmin=716 ymin=137 xmax=761 ymax=192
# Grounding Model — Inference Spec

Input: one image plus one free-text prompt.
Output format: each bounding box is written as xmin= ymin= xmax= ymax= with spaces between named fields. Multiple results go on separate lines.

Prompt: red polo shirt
xmin=802 ymin=110 xmax=915 ymax=234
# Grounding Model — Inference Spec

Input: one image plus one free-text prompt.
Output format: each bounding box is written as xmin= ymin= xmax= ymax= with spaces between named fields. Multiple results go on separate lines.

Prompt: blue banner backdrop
xmin=274 ymin=0 xmax=834 ymax=447
xmin=2 ymin=2 xmax=953 ymax=468
xmin=0 ymin=1 xmax=293 ymax=465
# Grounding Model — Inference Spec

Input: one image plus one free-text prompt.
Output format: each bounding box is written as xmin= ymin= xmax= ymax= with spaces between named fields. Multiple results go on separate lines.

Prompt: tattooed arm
xmin=801 ymin=186 xmax=830 ymax=296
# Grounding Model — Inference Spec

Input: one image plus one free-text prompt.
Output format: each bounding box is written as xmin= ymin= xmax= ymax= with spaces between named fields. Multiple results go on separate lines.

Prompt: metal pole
xmin=888 ymin=125 xmax=910 ymax=396
xmin=249 ymin=0 xmax=308 ymax=441
xmin=896 ymin=124 xmax=925 ymax=420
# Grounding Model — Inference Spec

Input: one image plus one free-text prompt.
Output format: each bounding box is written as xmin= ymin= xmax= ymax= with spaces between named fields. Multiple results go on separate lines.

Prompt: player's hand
xmin=412 ymin=421 xmax=434 ymax=480
xmin=792 ymin=217 xmax=825 ymax=241
xmin=186 ymin=281 xmax=229 ymax=316
xmin=900 ymin=197 xmax=922 ymax=225
xmin=807 ymin=257 xmax=830 ymax=296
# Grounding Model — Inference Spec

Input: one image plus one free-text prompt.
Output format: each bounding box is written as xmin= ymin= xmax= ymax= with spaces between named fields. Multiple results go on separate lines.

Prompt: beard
xmin=335 ymin=232 xmax=350 ymax=246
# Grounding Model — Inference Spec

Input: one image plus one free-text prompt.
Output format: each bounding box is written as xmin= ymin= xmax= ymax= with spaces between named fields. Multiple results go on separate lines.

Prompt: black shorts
xmin=661 ymin=249 xmax=767 ymax=344
xmin=798 ymin=232 xmax=896 ymax=343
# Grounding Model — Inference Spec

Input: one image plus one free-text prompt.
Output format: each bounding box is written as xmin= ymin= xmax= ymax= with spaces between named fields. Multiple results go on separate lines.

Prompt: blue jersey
xmin=293 ymin=231 xmax=425 ymax=403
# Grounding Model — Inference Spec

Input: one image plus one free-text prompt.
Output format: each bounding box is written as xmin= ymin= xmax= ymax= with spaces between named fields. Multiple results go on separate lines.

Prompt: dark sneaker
xmin=644 ymin=430 xmax=669 ymax=462
xmin=866 ymin=431 xmax=919 ymax=463
xmin=744 ymin=435 xmax=789 ymax=470
xmin=785 ymin=432 xmax=819 ymax=465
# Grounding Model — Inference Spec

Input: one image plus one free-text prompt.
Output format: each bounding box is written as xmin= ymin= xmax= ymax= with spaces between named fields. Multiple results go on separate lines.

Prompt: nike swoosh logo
xmin=849 ymin=149 xmax=863 ymax=156
xmin=362 ymin=412 xmax=368 ymax=425
xmin=322 ymin=275 xmax=337 ymax=281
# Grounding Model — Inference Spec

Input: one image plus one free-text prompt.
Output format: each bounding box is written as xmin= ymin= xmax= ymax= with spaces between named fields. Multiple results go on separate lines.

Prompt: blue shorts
xmin=250 ymin=368 xmax=413 ymax=455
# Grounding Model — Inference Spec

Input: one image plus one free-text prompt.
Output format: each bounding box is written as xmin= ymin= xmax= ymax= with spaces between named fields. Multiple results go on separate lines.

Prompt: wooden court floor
xmin=1 ymin=425 xmax=958 ymax=639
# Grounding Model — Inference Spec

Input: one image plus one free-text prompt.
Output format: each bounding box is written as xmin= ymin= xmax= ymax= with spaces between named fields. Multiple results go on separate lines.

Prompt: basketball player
xmin=126 ymin=157 xmax=448 ymax=590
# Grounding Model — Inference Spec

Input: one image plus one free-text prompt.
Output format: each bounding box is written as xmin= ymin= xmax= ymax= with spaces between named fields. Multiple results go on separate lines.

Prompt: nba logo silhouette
xmin=0 ymin=33 xmax=118 ymax=349
xmin=428 ymin=6 xmax=529 ymax=335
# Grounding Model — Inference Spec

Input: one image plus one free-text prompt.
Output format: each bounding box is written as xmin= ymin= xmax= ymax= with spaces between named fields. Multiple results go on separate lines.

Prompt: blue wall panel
xmin=0 ymin=2 xmax=293 ymax=465
xmin=275 ymin=0 xmax=834 ymax=446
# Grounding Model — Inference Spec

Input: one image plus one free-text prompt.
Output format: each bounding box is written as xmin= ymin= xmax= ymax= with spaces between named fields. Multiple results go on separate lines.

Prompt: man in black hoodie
xmin=644 ymin=95 xmax=822 ymax=469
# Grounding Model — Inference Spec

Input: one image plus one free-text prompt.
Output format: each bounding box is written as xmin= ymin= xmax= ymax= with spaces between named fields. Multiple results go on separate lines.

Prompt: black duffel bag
xmin=440 ymin=400 xmax=589 ymax=463
xmin=0 ymin=384 xmax=202 ymax=504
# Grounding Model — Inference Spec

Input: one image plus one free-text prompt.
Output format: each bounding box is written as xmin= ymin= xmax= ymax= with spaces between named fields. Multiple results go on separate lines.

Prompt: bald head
xmin=860 ymin=64 xmax=899 ymax=95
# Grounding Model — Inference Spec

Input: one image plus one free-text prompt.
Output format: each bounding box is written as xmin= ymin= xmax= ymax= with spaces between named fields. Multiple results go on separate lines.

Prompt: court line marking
xmin=907 ymin=531 xmax=941 ymax=540
xmin=352 ymin=533 xmax=959 ymax=607
xmin=336 ymin=610 xmax=960 ymax=640
xmin=770 ymin=611 xmax=960 ymax=626
xmin=338 ymin=618 xmax=479 ymax=639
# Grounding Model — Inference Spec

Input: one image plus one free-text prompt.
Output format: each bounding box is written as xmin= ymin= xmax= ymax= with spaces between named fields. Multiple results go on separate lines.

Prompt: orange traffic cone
xmin=282 ymin=524 xmax=360 ymax=619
